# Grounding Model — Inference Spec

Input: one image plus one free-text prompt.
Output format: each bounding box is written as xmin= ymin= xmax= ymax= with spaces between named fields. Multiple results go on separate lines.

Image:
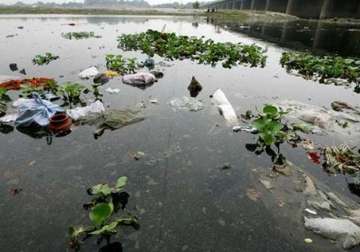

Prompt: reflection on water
xmin=208 ymin=18 xmax=360 ymax=57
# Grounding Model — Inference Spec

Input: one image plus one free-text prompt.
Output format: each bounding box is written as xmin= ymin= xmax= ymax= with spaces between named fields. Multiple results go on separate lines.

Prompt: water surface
xmin=0 ymin=15 xmax=359 ymax=252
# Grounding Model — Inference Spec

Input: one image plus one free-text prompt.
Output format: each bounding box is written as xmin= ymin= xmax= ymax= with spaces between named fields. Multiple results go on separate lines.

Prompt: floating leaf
xmin=90 ymin=184 xmax=112 ymax=196
xmin=33 ymin=52 xmax=59 ymax=65
xmin=263 ymin=105 xmax=278 ymax=116
xmin=116 ymin=176 xmax=128 ymax=190
xmin=89 ymin=202 xmax=114 ymax=226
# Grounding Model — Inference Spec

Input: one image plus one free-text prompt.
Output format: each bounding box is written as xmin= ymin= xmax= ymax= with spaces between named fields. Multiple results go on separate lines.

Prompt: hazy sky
xmin=1 ymin=0 xmax=195 ymax=5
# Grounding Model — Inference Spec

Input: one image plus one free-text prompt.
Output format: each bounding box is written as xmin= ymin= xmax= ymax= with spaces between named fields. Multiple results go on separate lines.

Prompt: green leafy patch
xmin=280 ymin=52 xmax=360 ymax=91
xmin=33 ymin=52 xmax=59 ymax=65
xmin=252 ymin=104 xmax=287 ymax=146
xmin=59 ymin=82 xmax=86 ymax=105
xmin=69 ymin=176 xmax=137 ymax=251
xmin=89 ymin=202 xmax=114 ymax=226
xmin=0 ymin=87 xmax=10 ymax=101
xmin=105 ymin=55 xmax=137 ymax=74
xmin=118 ymin=29 xmax=266 ymax=68
xmin=62 ymin=31 xmax=101 ymax=40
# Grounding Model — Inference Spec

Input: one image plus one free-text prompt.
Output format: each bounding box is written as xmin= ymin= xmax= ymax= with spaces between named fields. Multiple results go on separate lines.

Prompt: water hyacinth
xmin=117 ymin=29 xmax=267 ymax=68
xmin=280 ymin=52 xmax=360 ymax=84
xmin=62 ymin=31 xmax=101 ymax=40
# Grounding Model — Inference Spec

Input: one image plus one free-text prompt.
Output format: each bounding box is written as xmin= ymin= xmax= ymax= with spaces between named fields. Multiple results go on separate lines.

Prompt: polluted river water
xmin=0 ymin=15 xmax=360 ymax=252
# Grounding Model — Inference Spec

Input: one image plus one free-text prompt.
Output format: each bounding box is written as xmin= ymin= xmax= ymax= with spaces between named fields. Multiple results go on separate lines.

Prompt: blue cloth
xmin=15 ymin=93 xmax=63 ymax=128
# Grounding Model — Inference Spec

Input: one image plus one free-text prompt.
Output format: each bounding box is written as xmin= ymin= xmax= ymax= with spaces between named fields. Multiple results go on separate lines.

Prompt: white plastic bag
xmin=67 ymin=100 xmax=105 ymax=120
xmin=79 ymin=66 xmax=99 ymax=79
xmin=212 ymin=89 xmax=238 ymax=124
xmin=122 ymin=72 xmax=156 ymax=85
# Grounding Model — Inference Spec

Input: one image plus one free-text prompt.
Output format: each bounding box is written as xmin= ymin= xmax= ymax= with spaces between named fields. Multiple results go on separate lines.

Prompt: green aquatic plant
xmin=246 ymin=105 xmax=293 ymax=166
xmin=0 ymin=87 xmax=10 ymax=101
xmin=20 ymin=85 xmax=46 ymax=97
xmin=118 ymin=29 xmax=266 ymax=68
xmin=59 ymin=82 xmax=86 ymax=105
xmin=33 ymin=52 xmax=59 ymax=65
xmin=280 ymin=52 xmax=360 ymax=85
xmin=105 ymin=54 xmax=137 ymax=74
xmin=62 ymin=31 xmax=101 ymax=40
xmin=69 ymin=176 xmax=138 ymax=251
xmin=19 ymin=79 xmax=58 ymax=98
xmin=252 ymin=104 xmax=287 ymax=146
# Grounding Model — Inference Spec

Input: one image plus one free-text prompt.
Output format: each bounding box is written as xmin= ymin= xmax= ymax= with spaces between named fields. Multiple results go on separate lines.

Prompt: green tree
xmin=192 ymin=1 xmax=200 ymax=9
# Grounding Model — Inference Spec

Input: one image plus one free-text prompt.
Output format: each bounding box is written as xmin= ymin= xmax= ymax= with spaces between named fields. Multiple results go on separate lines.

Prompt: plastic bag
xmin=67 ymin=100 xmax=105 ymax=121
xmin=122 ymin=72 xmax=156 ymax=86
xmin=169 ymin=97 xmax=204 ymax=112
xmin=212 ymin=89 xmax=238 ymax=125
xmin=15 ymin=93 xmax=63 ymax=128
xmin=79 ymin=66 xmax=99 ymax=79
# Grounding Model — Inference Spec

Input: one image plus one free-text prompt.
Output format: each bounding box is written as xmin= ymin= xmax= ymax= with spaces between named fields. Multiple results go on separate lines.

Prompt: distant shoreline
xmin=0 ymin=6 xmax=203 ymax=16
xmin=0 ymin=7 xmax=358 ymax=25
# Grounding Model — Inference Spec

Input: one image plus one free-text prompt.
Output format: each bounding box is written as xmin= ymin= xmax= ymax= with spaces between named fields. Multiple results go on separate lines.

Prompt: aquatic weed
xmin=0 ymin=87 xmax=10 ymax=101
xmin=59 ymin=82 xmax=86 ymax=106
xmin=280 ymin=52 xmax=360 ymax=86
xmin=62 ymin=31 xmax=101 ymax=40
xmin=69 ymin=176 xmax=138 ymax=251
xmin=105 ymin=54 xmax=137 ymax=74
xmin=252 ymin=104 xmax=287 ymax=146
xmin=118 ymin=29 xmax=267 ymax=68
xmin=33 ymin=52 xmax=59 ymax=65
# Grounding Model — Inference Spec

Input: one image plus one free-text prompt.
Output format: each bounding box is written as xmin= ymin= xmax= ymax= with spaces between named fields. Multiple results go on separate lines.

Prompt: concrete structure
xmin=206 ymin=0 xmax=360 ymax=19
xmin=205 ymin=18 xmax=360 ymax=56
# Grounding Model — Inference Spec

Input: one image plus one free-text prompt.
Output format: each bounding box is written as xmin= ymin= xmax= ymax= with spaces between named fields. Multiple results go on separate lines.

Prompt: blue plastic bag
xmin=15 ymin=93 xmax=63 ymax=128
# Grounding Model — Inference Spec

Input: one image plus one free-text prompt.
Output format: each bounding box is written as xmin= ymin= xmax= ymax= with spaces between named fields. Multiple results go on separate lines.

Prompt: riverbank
xmin=2 ymin=7 xmax=358 ymax=25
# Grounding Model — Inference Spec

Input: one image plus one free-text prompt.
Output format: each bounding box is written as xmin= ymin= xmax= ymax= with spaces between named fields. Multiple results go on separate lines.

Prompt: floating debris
xmin=122 ymin=72 xmax=156 ymax=87
xmin=0 ymin=77 xmax=55 ymax=91
xmin=304 ymin=208 xmax=317 ymax=215
xmin=150 ymin=70 xmax=163 ymax=78
xmin=307 ymin=152 xmax=321 ymax=165
xmin=323 ymin=145 xmax=360 ymax=175
xmin=277 ymin=100 xmax=360 ymax=136
xmin=259 ymin=178 xmax=273 ymax=190
xmin=304 ymin=217 xmax=360 ymax=249
xmin=212 ymin=89 xmax=238 ymax=125
xmin=149 ymin=98 xmax=159 ymax=104
xmin=9 ymin=188 xmax=23 ymax=196
xmin=129 ymin=151 xmax=145 ymax=160
xmin=169 ymin=97 xmax=204 ymax=112
xmin=187 ymin=76 xmax=202 ymax=97
xmin=105 ymin=87 xmax=120 ymax=94
xmin=104 ymin=70 xmax=119 ymax=78
xmin=67 ymin=101 xmax=105 ymax=121
xmin=304 ymin=238 xmax=313 ymax=244
xmin=246 ymin=188 xmax=261 ymax=202
xmin=9 ymin=63 xmax=18 ymax=71
xmin=93 ymin=109 xmax=145 ymax=138
xmin=79 ymin=66 xmax=99 ymax=79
